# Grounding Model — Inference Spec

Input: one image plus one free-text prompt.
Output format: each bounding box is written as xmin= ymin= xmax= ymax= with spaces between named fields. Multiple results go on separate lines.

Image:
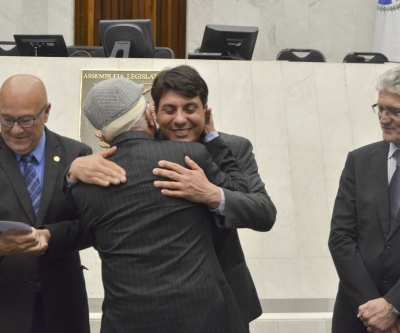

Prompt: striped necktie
xmin=389 ymin=150 xmax=400 ymax=228
xmin=20 ymin=154 xmax=42 ymax=218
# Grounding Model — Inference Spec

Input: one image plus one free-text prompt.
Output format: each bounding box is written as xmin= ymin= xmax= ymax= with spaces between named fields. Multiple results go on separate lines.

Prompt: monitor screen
xmin=194 ymin=24 xmax=258 ymax=61
xmin=100 ymin=19 xmax=156 ymax=58
xmin=14 ymin=35 xmax=69 ymax=57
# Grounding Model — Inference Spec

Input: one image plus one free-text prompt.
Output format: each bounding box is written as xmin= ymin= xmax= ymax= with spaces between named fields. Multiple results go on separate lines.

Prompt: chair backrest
xmin=343 ymin=52 xmax=388 ymax=64
xmin=91 ymin=48 xmax=105 ymax=57
xmin=154 ymin=46 xmax=174 ymax=59
xmin=0 ymin=42 xmax=20 ymax=56
xmin=68 ymin=46 xmax=105 ymax=57
xmin=276 ymin=48 xmax=326 ymax=62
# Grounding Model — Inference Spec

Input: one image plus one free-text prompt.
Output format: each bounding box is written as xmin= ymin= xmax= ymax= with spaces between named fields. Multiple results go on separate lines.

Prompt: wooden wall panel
xmin=74 ymin=0 xmax=186 ymax=58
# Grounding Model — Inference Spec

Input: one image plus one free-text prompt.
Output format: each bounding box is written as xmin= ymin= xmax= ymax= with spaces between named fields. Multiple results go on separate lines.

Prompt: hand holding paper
xmin=0 ymin=222 xmax=50 ymax=256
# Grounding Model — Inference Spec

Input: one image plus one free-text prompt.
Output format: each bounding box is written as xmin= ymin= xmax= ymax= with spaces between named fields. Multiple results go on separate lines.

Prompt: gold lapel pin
xmin=54 ymin=156 xmax=60 ymax=162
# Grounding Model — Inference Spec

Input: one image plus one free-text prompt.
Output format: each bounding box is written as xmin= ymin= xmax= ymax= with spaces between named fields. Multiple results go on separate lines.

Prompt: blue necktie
xmin=21 ymin=154 xmax=43 ymax=293
xmin=389 ymin=150 xmax=400 ymax=228
xmin=21 ymin=154 xmax=41 ymax=218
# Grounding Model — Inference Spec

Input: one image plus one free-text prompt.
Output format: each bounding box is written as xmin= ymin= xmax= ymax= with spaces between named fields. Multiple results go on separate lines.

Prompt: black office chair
xmin=343 ymin=52 xmax=388 ymax=64
xmin=68 ymin=46 xmax=105 ymax=57
xmin=154 ymin=47 xmax=174 ymax=59
xmin=0 ymin=41 xmax=20 ymax=56
xmin=91 ymin=48 xmax=105 ymax=57
xmin=276 ymin=48 xmax=326 ymax=62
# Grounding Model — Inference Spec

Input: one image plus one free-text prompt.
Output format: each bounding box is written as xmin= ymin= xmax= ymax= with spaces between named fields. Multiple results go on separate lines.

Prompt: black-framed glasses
xmin=0 ymin=104 xmax=48 ymax=128
xmin=372 ymin=103 xmax=400 ymax=117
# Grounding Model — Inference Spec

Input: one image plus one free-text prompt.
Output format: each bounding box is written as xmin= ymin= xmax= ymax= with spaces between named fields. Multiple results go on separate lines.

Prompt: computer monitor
xmin=14 ymin=35 xmax=69 ymax=57
xmin=188 ymin=24 xmax=258 ymax=61
xmin=100 ymin=19 xmax=156 ymax=58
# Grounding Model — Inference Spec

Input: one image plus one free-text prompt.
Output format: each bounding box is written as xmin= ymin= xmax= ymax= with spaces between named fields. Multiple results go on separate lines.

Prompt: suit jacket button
xmin=383 ymin=276 xmax=388 ymax=283
xmin=386 ymin=243 xmax=392 ymax=249
xmin=29 ymin=277 xmax=35 ymax=284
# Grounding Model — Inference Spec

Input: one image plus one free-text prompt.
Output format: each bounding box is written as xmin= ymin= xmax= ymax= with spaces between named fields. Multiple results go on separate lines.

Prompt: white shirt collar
xmin=388 ymin=142 xmax=399 ymax=159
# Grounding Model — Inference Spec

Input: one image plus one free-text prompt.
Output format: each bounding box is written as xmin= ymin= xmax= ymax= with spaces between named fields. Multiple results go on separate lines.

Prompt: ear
xmin=145 ymin=108 xmax=155 ymax=129
xmin=44 ymin=102 xmax=51 ymax=123
xmin=100 ymin=136 xmax=111 ymax=145
xmin=153 ymin=106 xmax=159 ymax=123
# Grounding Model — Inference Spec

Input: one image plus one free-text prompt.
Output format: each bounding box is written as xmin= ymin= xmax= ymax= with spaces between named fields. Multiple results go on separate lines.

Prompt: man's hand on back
xmin=68 ymin=146 xmax=126 ymax=187
xmin=153 ymin=156 xmax=221 ymax=209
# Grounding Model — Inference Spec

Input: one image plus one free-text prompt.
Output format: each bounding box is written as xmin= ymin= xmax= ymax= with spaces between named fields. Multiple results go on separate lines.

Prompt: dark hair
xmin=151 ymin=65 xmax=208 ymax=108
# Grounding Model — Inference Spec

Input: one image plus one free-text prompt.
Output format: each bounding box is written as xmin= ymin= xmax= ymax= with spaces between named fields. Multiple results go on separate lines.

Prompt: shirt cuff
xmin=65 ymin=174 xmax=79 ymax=188
xmin=209 ymin=187 xmax=225 ymax=216
xmin=202 ymin=131 xmax=219 ymax=143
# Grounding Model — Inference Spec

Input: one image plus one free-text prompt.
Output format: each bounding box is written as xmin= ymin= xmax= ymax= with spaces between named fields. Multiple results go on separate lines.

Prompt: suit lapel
xmin=36 ymin=129 xmax=61 ymax=227
xmin=388 ymin=168 xmax=400 ymax=239
xmin=371 ymin=143 xmax=391 ymax=238
xmin=0 ymin=138 xmax=36 ymax=225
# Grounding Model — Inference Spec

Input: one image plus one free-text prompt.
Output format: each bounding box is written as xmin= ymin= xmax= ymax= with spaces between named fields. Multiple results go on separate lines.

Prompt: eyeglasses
xmin=372 ymin=103 xmax=400 ymax=117
xmin=0 ymin=104 xmax=47 ymax=128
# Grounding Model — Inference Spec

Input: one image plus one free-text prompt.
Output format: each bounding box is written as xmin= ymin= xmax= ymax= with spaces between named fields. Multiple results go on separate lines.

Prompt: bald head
xmin=0 ymin=74 xmax=50 ymax=155
xmin=0 ymin=74 xmax=48 ymax=108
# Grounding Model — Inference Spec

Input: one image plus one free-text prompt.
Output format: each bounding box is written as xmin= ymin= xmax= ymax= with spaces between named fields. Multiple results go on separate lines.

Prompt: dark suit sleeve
xmin=329 ymin=152 xmax=381 ymax=313
xmin=44 ymin=218 xmax=91 ymax=257
xmin=205 ymin=135 xmax=276 ymax=231
xmin=43 ymin=145 xmax=93 ymax=257
xmin=384 ymin=282 xmax=400 ymax=311
xmin=195 ymin=142 xmax=248 ymax=194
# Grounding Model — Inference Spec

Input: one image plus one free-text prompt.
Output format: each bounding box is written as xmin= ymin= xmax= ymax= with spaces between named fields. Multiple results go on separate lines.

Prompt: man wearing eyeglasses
xmin=330 ymin=66 xmax=400 ymax=333
xmin=0 ymin=74 xmax=90 ymax=333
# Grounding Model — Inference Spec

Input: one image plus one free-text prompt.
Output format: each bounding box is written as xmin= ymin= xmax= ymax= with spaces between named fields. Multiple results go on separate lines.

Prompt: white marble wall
xmin=187 ymin=0 xmax=378 ymax=62
xmin=0 ymin=0 xmax=74 ymax=46
xmin=0 ymin=0 xmax=377 ymax=62
xmin=0 ymin=0 xmax=378 ymax=63
xmin=0 ymin=57 xmax=392 ymax=301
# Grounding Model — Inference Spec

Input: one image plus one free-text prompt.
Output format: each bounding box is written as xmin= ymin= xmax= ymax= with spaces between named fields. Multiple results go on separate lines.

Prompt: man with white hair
xmin=330 ymin=66 xmax=400 ymax=333
xmin=72 ymin=77 xmax=248 ymax=333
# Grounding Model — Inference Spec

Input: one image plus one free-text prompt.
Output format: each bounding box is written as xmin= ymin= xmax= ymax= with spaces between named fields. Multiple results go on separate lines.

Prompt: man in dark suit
xmin=329 ymin=66 xmax=400 ymax=333
xmin=150 ymin=65 xmax=276 ymax=332
xmin=73 ymin=77 xmax=248 ymax=332
xmin=0 ymin=74 xmax=90 ymax=333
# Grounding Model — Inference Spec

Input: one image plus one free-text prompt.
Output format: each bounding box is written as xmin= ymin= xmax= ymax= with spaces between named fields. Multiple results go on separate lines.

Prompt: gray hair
xmin=376 ymin=66 xmax=400 ymax=95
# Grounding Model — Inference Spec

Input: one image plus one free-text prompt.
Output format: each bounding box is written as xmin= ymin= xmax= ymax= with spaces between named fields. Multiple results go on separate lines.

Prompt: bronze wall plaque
xmin=80 ymin=70 xmax=160 ymax=152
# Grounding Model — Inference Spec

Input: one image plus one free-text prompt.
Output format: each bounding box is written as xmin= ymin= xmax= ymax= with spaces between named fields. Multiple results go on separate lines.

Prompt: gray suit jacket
xmin=205 ymin=132 xmax=276 ymax=325
xmin=72 ymin=131 xmax=248 ymax=333
xmin=329 ymin=141 xmax=400 ymax=332
xmin=0 ymin=128 xmax=90 ymax=333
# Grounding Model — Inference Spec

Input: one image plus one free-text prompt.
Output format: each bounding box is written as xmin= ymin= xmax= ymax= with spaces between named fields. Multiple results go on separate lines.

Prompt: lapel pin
xmin=54 ymin=156 xmax=60 ymax=162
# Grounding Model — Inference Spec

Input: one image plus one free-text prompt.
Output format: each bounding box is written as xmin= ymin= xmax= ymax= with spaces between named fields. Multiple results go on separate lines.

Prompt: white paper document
xmin=0 ymin=220 xmax=31 ymax=233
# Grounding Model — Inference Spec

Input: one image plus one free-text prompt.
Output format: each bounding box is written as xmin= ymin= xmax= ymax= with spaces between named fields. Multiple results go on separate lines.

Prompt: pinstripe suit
xmin=72 ymin=131 xmax=248 ymax=333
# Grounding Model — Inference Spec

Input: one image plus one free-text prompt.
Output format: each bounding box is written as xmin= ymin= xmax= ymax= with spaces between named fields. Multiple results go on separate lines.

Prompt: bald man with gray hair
xmin=0 ymin=74 xmax=90 ymax=333
xmin=72 ymin=77 xmax=248 ymax=333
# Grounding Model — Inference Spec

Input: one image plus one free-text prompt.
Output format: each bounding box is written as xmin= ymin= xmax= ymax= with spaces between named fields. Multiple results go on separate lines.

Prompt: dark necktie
xmin=389 ymin=150 xmax=400 ymax=228
xmin=21 ymin=154 xmax=42 ymax=218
